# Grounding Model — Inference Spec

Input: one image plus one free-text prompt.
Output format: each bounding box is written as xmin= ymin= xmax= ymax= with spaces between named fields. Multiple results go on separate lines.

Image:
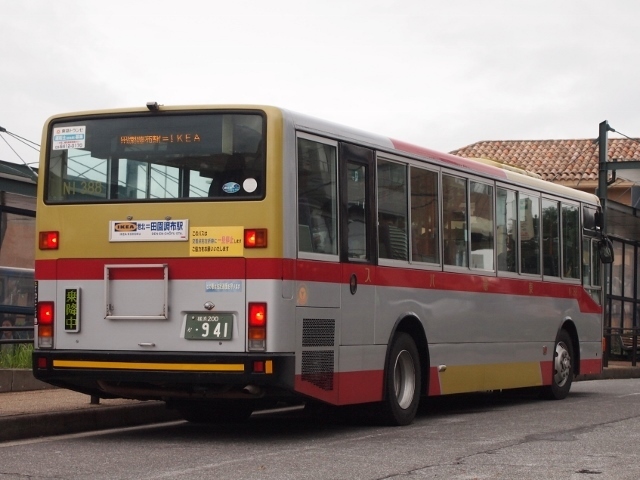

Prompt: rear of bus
xmin=32 ymin=105 xmax=296 ymax=421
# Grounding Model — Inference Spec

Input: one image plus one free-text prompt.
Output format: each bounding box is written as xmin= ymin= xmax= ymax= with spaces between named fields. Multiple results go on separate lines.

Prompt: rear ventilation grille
xmin=301 ymin=350 xmax=334 ymax=391
xmin=301 ymin=318 xmax=335 ymax=390
xmin=302 ymin=318 xmax=335 ymax=347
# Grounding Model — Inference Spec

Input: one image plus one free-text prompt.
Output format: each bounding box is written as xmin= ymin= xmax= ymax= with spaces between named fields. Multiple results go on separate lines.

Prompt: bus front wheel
xmin=542 ymin=329 xmax=574 ymax=400
xmin=380 ymin=332 xmax=421 ymax=426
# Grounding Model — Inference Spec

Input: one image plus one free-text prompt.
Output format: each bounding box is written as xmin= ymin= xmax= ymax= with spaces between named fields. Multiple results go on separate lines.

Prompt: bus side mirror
xmin=594 ymin=210 xmax=603 ymax=230
xmin=598 ymin=237 xmax=614 ymax=264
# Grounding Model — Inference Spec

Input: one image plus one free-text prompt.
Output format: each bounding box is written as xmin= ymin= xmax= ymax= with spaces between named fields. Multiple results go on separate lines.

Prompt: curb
xmin=0 ymin=401 xmax=182 ymax=443
xmin=0 ymin=370 xmax=181 ymax=442
xmin=0 ymin=369 xmax=56 ymax=393
xmin=577 ymin=367 xmax=640 ymax=381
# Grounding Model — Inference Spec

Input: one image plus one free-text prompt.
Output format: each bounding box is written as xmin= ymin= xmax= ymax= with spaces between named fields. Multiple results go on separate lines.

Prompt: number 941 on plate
xmin=185 ymin=313 xmax=233 ymax=340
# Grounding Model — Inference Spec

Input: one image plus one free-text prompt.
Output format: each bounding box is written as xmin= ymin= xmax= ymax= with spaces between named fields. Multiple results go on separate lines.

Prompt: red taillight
xmin=36 ymin=301 xmax=54 ymax=348
xmin=248 ymin=302 xmax=267 ymax=351
xmin=244 ymin=229 xmax=267 ymax=248
xmin=39 ymin=231 xmax=59 ymax=250
xmin=249 ymin=303 xmax=266 ymax=327
xmin=37 ymin=302 xmax=54 ymax=325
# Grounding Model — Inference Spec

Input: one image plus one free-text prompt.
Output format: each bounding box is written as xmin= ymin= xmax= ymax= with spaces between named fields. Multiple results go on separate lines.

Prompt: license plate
xmin=185 ymin=314 xmax=233 ymax=340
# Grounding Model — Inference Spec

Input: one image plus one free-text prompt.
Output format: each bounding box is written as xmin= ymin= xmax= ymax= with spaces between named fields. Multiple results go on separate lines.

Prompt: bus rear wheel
xmin=542 ymin=329 xmax=574 ymax=400
xmin=380 ymin=332 xmax=421 ymax=426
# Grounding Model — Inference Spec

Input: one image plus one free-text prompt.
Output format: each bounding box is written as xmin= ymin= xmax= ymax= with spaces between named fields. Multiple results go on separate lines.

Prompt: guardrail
xmin=0 ymin=325 xmax=34 ymax=345
xmin=1 ymin=305 xmax=34 ymax=346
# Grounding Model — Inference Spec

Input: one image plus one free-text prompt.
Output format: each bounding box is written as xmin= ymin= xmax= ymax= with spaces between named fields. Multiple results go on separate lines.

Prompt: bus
xmin=32 ymin=104 xmax=611 ymax=425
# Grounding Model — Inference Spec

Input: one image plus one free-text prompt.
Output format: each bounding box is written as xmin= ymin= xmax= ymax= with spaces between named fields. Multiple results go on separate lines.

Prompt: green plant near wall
xmin=0 ymin=344 xmax=33 ymax=369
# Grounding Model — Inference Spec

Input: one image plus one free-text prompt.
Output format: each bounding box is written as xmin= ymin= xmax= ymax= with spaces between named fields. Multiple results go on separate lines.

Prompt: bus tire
xmin=380 ymin=332 xmax=421 ymax=426
xmin=542 ymin=329 xmax=574 ymax=400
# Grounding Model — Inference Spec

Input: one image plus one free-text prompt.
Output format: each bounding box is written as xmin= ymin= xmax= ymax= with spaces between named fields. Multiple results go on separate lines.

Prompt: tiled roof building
xmin=450 ymin=138 xmax=640 ymax=240
xmin=451 ymin=139 xmax=640 ymax=206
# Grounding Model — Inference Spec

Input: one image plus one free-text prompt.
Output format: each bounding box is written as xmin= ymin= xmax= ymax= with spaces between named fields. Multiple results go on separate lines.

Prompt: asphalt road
xmin=1 ymin=378 xmax=639 ymax=480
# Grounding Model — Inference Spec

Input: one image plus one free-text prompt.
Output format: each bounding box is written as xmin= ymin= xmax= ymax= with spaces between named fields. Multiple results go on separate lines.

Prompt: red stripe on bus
xmin=295 ymin=259 xmax=342 ymax=282
xmin=295 ymin=366 xmax=450 ymax=403
xmin=540 ymin=360 xmax=553 ymax=386
xmin=428 ymin=366 xmax=442 ymax=396
xmin=294 ymin=371 xmax=383 ymax=405
xmin=35 ymin=258 xmax=601 ymax=314
xmin=336 ymin=370 xmax=384 ymax=404
xmin=390 ymin=139 xmax=509 ymax=179
xmin=579 ymin=358 xmax=602 ymax=376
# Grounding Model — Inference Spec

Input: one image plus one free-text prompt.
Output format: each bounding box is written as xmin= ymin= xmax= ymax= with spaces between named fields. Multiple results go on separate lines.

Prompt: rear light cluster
xmin=248 ymin=302 xmax=266 ymax=351
xmin=39 ymin=231 xmax=59 ymax=250
xmin=36 ymin=301 xmax=54 ymax=348
xmin=244 ymin=229 xmax=267 ymax=248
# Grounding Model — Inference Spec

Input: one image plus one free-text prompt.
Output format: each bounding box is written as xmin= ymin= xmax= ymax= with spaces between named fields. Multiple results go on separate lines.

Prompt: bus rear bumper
xmin=32 ymin=350 xmax=296 ymax=402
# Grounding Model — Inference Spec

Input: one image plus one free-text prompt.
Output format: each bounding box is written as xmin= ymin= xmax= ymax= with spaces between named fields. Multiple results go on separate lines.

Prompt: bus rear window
xmin=45 ymin=112 xmax=265 ymax=203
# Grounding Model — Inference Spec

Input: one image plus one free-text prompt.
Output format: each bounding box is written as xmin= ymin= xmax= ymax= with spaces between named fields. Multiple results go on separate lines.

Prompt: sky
xmin=2 ymin=0 xmax=640 ymax=169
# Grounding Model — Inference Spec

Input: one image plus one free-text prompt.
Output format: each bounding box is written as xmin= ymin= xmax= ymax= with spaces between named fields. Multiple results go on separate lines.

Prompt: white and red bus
xmin=33 ymin=104 xmax=610 ymax=425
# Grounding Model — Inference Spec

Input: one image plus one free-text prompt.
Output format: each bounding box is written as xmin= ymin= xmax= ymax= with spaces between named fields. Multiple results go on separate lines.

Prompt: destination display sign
xmin=109 ymin=219 xmax=189 ymax=242
xmin=120 ymin=133 xmax=202 ymax=145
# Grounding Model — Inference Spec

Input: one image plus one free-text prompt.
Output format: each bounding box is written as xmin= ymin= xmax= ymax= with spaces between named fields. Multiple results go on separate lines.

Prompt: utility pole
xmin=598 ymin=120 xmax=611 ymax=232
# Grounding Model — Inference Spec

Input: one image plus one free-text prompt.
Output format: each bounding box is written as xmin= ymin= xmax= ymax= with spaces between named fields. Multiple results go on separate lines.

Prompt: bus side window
xmin=347 ymin=162 xmax=368 ymax=259
xmin=470 ymin=181 xmax=494 ymax=270
xmin=520 ymin=193 xmax=540 ymax=275
xmin=496 ymin=187 xmax=517 ymax=273
xmin=377 ymin=160 xmax=408 ymax=261
xmin=297 ymin=137 xmax=338 ymax=255
xmin=562 ymin=203 xmax=580 ymax=279
xmin=542 ymin=199 xmax=560 ymax=277
xmin=410 ymin=167 xmax=439 ymax=264
xmin=442 ymin=174 xmax=468 ymax=267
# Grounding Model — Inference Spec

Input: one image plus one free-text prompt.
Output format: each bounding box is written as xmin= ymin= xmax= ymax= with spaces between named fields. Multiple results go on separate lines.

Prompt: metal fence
xmin=0 ymin=305 xmax=34 ymax=347
xmin=604 ymin=328 xmax=640 ymax=367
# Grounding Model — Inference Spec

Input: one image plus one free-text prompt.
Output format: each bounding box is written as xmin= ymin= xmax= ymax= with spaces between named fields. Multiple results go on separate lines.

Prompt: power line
xmin=0 ymin=126 xmax=40 ymax=150
xmin=0 ymin=125 xmax=39 ymax=179
xmin=608 ymin=126 xmax=640 ymax=147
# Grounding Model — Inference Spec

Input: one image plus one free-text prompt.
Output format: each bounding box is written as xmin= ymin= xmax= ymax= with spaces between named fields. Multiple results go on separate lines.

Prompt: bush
xmin=0 ymin=343 xmax=33 ymax=369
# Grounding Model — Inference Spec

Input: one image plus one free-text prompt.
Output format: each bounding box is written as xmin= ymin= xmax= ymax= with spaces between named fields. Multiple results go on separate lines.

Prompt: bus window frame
xmin=43 ymin=110 xmax=267 ymax=204
xmin=541 ymin=195 xmax=562 ymax=280
xmin=339 ymin=142 xmax=376 ymax=265
xmin=468 ymin=177 xmax=495 ymax=273
xmin=376 ymin=155 xmax=410 ymax=266
xmin=560 ymin=200 xmax=581 ymax=282
xmin=441 ymin=169 xmax=498 ymax=275
xmin=540 ymin=193 xmax=582 ymax=284
xmin=513 ymin=186 xmax=542 ymax=279
xmin=295 ymin=132 xmax=340 ymax=263
xmin=374 ymin=152 xmax=442 ymax=270
xmin=495 ymin=183 xmax=540 ymax=279
xmin=441 ymin=170 xmax=470 ymax=272
xmin=407 ymin=161 xmax=441 ymax=269
xmin=496 ymin=185 xmax=519 ymax=277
